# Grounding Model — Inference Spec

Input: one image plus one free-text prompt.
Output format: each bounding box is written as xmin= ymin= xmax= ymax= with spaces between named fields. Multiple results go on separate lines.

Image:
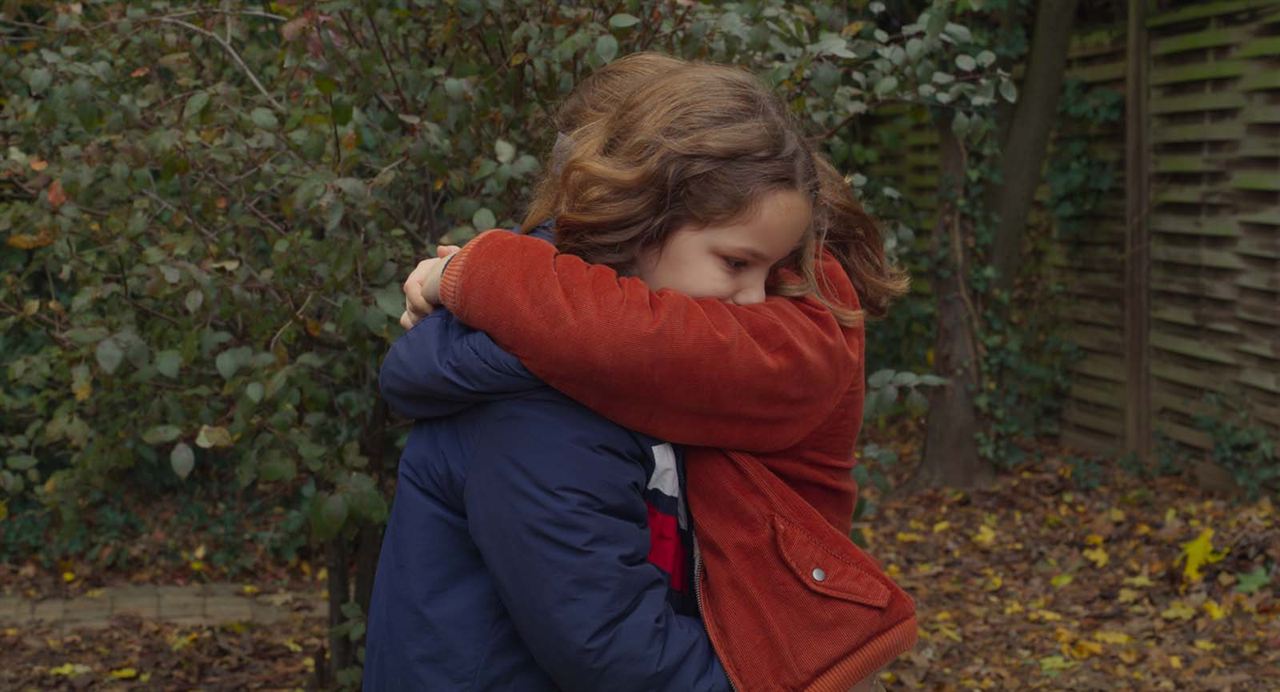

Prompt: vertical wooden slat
xmin=1125 ymin=0 xmax=1153 ymax=463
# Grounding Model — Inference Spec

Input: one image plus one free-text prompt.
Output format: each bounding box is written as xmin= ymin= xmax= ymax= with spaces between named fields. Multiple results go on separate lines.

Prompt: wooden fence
xmin=868 ymin=0 xmax=1280 ymax=458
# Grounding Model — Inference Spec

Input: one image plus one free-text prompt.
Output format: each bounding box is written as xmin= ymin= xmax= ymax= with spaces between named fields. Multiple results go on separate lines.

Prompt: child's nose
xmin=731 ymin=283 xmax=767 ymax=306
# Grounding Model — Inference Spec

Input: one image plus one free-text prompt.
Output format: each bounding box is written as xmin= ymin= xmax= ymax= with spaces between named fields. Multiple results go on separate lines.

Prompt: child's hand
xmin=399 ymin=245 xmax=460 ymax=330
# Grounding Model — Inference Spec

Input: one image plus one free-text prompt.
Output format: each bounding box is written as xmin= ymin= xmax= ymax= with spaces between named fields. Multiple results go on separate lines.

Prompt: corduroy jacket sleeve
xmin=465 ymin=395 xmax=731 ymax=692
xmin=438 ymin=230 xmax=859 ymax=453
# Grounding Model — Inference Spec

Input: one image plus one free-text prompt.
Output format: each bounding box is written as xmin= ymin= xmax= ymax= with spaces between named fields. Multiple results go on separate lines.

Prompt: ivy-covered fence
xmin=863 ymin=1 xmax=1279 ymax=489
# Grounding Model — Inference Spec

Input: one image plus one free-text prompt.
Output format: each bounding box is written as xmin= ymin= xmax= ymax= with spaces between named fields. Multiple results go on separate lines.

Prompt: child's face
xmin=635 ymin=189 xmax=811 ymax=305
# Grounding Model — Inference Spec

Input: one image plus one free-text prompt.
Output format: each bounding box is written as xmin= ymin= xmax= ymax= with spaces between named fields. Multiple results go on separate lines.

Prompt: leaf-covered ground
xmin=1 ymin=613 xmax=325 ymax=690
xmin=2 ymin=448 xmax=1277 ymax=689
xmin=863 ymin=456 xmax=1280 ymax=689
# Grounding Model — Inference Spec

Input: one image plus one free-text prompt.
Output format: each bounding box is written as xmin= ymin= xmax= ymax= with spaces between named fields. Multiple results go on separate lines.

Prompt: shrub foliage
xmin=1 ymin=0 xmax=1009 ymax=563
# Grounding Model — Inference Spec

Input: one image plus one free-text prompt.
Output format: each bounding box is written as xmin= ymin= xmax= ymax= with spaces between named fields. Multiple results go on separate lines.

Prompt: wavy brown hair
xmin=528 ymin=53 xmax=906 ymax=325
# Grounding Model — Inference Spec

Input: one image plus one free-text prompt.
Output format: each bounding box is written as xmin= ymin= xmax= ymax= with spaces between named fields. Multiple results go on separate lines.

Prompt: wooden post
xmin=1124 ymin=0 xmax=1152 ymax=463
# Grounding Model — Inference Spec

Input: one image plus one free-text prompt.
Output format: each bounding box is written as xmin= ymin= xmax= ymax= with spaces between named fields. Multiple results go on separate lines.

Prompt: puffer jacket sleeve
xmin=378 ymin=310 xmax=540 ymax=420
xmin=464 ymin=395 xmax=731 ymax=692
xmin=438 ymin=230 xmax=859 ymax=452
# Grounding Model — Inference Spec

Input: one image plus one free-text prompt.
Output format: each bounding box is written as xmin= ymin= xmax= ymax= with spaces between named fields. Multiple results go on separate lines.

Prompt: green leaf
xmin=246 ymin=382 xmax=264 ymax=403
xmin=184 ymin=289 xmax=204 ymax=313
xmin=332 ymin=98 xmax=353 ymax=126
xmin=472 ymin=207 xmax=497 ymax=230
xmin=66 ymin=327 xmax=110 ymax=345
xmin=183 ymin=91 xmax=210 ymax=120
xmin=494 ymin=139 xmax=515 ymax=164
xmin=170 ymin=443 xmax=195 ymax=480
xmin=1234 ymin=566 xmax=1270 ymax=594
xmin=444 ymin=78 xmax=465 ymax=100
xmin=313 ymin=493 xmax=349 ymax=540
xmin=250 ymin=107 xmax=279 ymax=129
xmin=95 ymin=338 xmax=124 ymax=375
xmin=867 ymin=369 xmax=894 ymax=388
xmin=259 ymin=454 xmax=296 ymax=483
xmin=5 ymin=455 xmax=38 ymax=471
xmin=976 ymin=50 xmax=997 ymax=67
xmin=955 ymin=54 xmax=976 ymax=71
xmin=874 ymin=76 xmax=899 ymax=96
xmin=142 ymin=425 xmax=182 ymax=445
xmin=596 ymin=34 xmax=619 ymax=63
xmin=372 ymin=284 xmax=405 ymax=320
xmin=27 ymin=68 xmax=52 ymax=93
xmin=891 ymin=371 xmax=919 ymax=387
xmin=1000 ymin=79 xmax=1018 ymax=103
xmin=216 ymin=350 xmax=240 ymax=380
xmin=944 ymin=22 xmax=973 ymax=44
xmin=609 ymin=13 xmax=641 ymax=29
xmin=155 ymin=350 xmax=181 ymax=379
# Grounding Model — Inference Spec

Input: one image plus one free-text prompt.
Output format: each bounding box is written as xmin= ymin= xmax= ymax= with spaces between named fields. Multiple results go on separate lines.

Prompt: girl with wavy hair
xmin=378 ymin=54 xmax=914 ymax=691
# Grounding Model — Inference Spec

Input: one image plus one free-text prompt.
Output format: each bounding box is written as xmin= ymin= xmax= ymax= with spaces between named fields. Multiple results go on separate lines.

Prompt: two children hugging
xmin=368 ymin=53 xmax=914 ymax=691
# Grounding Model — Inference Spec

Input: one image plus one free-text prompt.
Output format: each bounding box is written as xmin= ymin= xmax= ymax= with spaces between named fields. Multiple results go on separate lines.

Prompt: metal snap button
xmin=811 ymin=567 xmax=827 ymax=582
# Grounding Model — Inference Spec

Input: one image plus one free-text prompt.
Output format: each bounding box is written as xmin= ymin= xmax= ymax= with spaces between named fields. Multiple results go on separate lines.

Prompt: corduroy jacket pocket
xmin=773 ymin=515 xmax=891 ymax=609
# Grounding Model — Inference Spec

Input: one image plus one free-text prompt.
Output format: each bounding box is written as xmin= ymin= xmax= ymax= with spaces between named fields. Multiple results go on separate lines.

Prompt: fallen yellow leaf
xmin=1094 ymin=630 xmax=1132 ymax=644
xmin=932 ymin=521 xmax=951 ymax=533
xmin=1123 ymin=573 xmax=1153 ymax=587
xmin=62 ymin=571 xmax=75 ymax=583
xmin=49 ymin=662 xmax=91 ymax=676
xmin=973 ymin=525 xmax=996 ymax=548
xmin=1202 ymin=600 xmax=1226 ymax=620
xmin=1069 ymin=640 xmax=1103 ymax=659
xmin=1169 ymin=655 xmax=1182 ymax=669
xmin=1118 ymin=588 xmax=1142 ymax=604
xmin=1161 ymin=602 xmax=1195 ymax=621
xmin=1180 ymin=528 xmax=1227 ymax=582
xmin=1051 ymin=574 xmax=1073 ymax=588
xmin=895 ymin=531 xmax=924 ymax=543
xmin=1194 ymin=639 xmax=1217 ymax=651
xmin=109 ymin=668 xmax=138 ymax=680
xmin=1083 ymin=546 xmax=1109 ymax=568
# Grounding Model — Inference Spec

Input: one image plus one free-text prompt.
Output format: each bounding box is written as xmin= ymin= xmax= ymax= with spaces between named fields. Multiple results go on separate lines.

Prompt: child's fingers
xmin=399 ymin=309 xmax=428 ymax=330
xmin=405 ymin=276 xmax=436 ymax=316
xmin=436 ymin=244 xmax=461 ymax=258
xmin=403 ymin=258 xmax=435 ymax=297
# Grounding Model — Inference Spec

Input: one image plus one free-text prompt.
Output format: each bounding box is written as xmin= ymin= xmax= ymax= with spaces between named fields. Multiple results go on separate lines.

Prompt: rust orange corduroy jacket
xmin=438 ymin=230 xmax=917 ymax=691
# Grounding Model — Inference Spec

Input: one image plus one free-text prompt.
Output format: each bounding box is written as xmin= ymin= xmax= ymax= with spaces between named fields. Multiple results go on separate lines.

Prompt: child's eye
xmin=722 ymin=257 xmax=749 ymax=271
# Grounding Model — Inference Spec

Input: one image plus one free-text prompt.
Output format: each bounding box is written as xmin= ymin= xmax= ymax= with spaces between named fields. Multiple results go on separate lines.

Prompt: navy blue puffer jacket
xmin=364 ymin=296 xmax=730 ymax=691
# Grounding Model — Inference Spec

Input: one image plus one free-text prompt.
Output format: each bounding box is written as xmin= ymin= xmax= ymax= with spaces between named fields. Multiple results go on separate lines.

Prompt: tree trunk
xmin=325 ymin=537 xmax=352 ymax=679
xmin=910 ymin=116 xmax=991 ymax=491
xmin=989 ymin=0 xmax=1081 ymax=294
xmin=355 ymin=397 xmax=390 ymax=618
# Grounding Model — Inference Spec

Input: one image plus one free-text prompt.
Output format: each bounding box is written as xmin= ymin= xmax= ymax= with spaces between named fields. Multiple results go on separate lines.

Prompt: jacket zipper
xmin=693 ymin=535 xmax=740 ymax=692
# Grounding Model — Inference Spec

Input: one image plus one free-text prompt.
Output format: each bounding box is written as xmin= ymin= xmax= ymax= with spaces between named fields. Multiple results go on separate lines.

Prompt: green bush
xmin=1 ymin=0 xmax=1009 ymax=565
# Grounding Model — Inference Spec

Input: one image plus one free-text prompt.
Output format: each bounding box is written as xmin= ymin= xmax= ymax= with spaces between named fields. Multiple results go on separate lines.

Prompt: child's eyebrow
xmin=723 ymin=246 xmax=795 ymax=263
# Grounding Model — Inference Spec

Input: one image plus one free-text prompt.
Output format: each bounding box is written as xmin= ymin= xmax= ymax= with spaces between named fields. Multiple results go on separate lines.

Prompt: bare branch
xmin=152 ymin=16 xmax=285 ymax=112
